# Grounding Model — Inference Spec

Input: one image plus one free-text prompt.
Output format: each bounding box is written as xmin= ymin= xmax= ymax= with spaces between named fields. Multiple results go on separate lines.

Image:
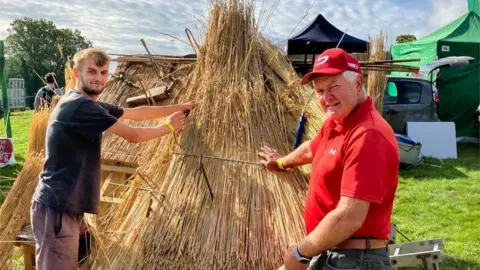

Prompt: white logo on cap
xmin=348 ymin=62 xmax=359 ymax=69
xmin=314 ymin=56 xmax=329 ymax=67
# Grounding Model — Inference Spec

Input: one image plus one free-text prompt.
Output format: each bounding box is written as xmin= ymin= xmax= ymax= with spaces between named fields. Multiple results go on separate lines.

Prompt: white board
xmin=407 ymin=122 xmax=457 ymax=159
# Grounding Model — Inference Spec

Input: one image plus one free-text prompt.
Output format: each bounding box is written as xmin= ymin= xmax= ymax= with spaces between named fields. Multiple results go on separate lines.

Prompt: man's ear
xmin=73 ymin=67 xmax=80 ymax=80
xmin=356 ymin=74 xmax=363 ymax=93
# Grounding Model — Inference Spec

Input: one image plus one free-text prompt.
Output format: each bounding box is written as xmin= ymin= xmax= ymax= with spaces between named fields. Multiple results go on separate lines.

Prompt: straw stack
xmin=0 ymin=153 xmax=44 ymax=267
xmin=367 ymin=31 xmax=388 ymax=113
xmin=80 ymin=1 xmax=325 ymax=269
xmin=27 ymin=108 xmax=51 ymax=155
xmin=0 ymin=108 xmax=51 ymax=266
xmin=64 ymin=60 xmax=75 ymax=91
xmin=58 ymin=43 xmax=75 ymax=92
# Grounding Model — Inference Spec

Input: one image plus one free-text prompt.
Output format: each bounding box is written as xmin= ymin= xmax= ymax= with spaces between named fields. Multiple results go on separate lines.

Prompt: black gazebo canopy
xmin=287 ymin=14 xmax=368 ymax=55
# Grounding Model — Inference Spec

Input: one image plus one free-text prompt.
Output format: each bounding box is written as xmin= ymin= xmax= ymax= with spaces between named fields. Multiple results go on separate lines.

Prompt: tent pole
xmin=311 ymin=43 xmax=316 ymax=71
xmin=304 ymin=41 xmax=310 ymax=75
xmin=336 ymin=26 xmax=350 ymax=48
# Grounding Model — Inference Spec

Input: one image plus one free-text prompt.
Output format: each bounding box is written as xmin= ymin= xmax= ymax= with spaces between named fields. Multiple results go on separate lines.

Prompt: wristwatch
xmin=293 ymin=245 xmax=312 ymax=264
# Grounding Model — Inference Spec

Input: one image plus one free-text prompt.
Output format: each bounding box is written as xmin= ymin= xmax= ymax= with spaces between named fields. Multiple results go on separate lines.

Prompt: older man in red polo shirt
xmin=259 ymin=48 xmax=399 ymax=270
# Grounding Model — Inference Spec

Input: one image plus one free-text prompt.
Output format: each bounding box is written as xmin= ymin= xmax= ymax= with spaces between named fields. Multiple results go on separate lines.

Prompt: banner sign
xmin=0 ymin=137 xmax=15 ymax=167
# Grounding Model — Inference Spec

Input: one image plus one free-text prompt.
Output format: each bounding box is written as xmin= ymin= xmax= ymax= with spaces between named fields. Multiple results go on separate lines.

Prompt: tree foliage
xmin=5 ymin=17 xmax=92 ymax=106
xmin=395 ymin=34 xmax=417 ymax=43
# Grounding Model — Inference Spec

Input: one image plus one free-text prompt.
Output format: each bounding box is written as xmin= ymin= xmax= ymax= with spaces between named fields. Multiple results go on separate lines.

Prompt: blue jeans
xmin=309 ymin=248 xmax=392 ymax=270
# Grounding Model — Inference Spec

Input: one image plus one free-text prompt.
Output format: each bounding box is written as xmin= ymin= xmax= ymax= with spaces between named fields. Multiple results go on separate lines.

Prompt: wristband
xmin=277 ymin=158 xmax=286 ymax=170
xmin=165 ymin=121 xmax=175 ymax=132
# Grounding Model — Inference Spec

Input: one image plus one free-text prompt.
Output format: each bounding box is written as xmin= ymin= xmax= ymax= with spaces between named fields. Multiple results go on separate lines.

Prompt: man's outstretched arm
xmin=258 ymin=140 xmax=314 ymax=171
xmin=108 ymin=111 xmax=185 ymax=142
xmin=121 ymin=101 xmax=197 ymax=121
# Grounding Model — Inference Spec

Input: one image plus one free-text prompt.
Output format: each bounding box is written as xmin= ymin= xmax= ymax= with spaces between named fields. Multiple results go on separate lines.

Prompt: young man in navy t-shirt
xmin=30 ymin=48 xmax=198 ymax=270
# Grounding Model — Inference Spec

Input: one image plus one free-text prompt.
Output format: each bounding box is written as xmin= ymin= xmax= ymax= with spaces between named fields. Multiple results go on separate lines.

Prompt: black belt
xmin=348 ymin=236 xmax=379 ymax=250
xmin=349 ymin=236 xmax=378 ymax=240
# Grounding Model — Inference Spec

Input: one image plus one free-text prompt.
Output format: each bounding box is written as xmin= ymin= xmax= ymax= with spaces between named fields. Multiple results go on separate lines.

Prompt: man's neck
xmin=333 ymin=96 xmax=368 ymax=124
xmin=359 ymin=94 xmax=368 ymax=104
xmin=74 ymin=86 xmax=98 ymax=101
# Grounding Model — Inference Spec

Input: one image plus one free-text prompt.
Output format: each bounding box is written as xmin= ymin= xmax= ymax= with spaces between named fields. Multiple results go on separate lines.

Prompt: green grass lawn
xmin=0 ymin=110 xmax=479 ymax=269
xmin=392 ymin=144 xmax=480 ymax=270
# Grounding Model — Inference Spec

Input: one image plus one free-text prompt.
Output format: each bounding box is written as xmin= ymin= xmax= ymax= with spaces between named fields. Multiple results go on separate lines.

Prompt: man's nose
xmin=94 ymin=74 xmax=104 ymax=82
xmin=323 ymin=90 xmax=335 ymax=100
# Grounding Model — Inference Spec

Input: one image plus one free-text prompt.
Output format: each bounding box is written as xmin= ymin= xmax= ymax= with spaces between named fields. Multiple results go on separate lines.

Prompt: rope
xmin=173 ymin=152 xmax=261 ymax=166
xmin=396 ymin=228 xmax=412 ymax=242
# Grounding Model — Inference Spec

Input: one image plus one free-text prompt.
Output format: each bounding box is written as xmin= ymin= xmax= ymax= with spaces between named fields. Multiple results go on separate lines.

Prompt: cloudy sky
xmin=0 ymin=0 xmax=469 ymax=56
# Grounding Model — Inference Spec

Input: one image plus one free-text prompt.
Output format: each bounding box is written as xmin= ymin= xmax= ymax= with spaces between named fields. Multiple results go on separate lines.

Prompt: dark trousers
xmin=309 ymin=248 xmax=392 ymax=270
xmin=30 ymin=201 xmax=84 ymax=270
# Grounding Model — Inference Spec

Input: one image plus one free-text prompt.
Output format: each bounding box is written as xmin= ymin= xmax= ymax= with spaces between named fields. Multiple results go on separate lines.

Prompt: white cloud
xmin=0 ymin=0 xmax=471 ymax=56
xmin=255 ymin=0 xmax=430 ymax=46
xmin=428 ymin=0 xmax=468 ymax=32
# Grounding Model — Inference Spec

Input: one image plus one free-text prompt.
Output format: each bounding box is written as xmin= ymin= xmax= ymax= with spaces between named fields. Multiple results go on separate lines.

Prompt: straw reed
xmin=367 ymin=31 xmax=389 ymax=113
xmin=80 ymin=1 xmax=326 ymax=269
xmin=64 ymin=61 xmax=75 ymax=91
xmin=0 ymin=153 xmax=44 ymax=267
xmin=27 ymin=108 xmax=51 ymax=155
xmin=58 ymin=43 xmax=75 ymax=91
xmin=0 ymin=106 xmax=51 ymax=267
xmin=0 ymin=2 xmax=329 ymax=268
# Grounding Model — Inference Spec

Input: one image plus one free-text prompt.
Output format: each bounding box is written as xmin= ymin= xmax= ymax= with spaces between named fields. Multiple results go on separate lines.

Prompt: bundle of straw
xmin=0 ymin=153 xmax=44 ymax=267
xmin=64 ymin=60 xmax=75 ymax=91
xmin=27 ymin=108 xmax=51 ymax=155
xmin=58 ymin=43 xmax=75 ymax=92
xmin=367 ymin=31 xmax=389 ymax=113
xmin=81 ymin=1 xmax=327 ymax=269
xmin=0 ymin=106 xmax=51 ymax=267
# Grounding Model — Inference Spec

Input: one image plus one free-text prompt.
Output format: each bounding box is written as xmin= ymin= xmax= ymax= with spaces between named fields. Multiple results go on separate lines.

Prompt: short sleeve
xmin=98 ymin=102 xmax=124 ymax=119
xmin=340 ymin=130 xmax=395 ymax=204
xmin=69 ymin=100 xmax=121 ymax=141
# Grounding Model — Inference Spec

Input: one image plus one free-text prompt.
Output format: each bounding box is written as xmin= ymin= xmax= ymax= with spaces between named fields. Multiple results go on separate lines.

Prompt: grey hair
xmin=342 ymin=70 xmax=368 ymax=97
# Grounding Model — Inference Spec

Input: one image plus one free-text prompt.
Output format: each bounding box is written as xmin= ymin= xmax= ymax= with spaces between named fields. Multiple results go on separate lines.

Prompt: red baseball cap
xmin=300 ymin=48 xmax=362 ymax=84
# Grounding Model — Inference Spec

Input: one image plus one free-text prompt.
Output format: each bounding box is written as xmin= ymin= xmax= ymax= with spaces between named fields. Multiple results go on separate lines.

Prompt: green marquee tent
xmin=391 ymin=1 xmax=480 ymax=139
